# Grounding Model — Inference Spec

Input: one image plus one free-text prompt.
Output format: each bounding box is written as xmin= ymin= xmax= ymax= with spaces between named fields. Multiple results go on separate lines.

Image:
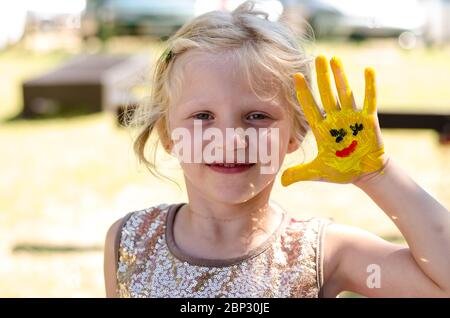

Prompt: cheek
xmin=179 ymin=163 xmax=204 ymax=181
xmin=255 ymin=125 xmax=290 ymax=175
xmin=169 ymin=125 xmax=207 ymax=161
xmin=275 ymin=125 xmax=292 ymax=157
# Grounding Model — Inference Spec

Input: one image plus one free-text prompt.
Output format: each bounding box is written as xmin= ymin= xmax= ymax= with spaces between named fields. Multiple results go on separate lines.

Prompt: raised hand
xmin=281 ymin=55 xmax=385 ymax=186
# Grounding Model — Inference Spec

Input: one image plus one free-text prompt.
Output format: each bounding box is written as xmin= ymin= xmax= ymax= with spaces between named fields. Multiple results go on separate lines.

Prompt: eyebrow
xmin=176 ymin=99 xmax=209 ymax=109
xmin=177 ymin=98 xmax=282 ymax=110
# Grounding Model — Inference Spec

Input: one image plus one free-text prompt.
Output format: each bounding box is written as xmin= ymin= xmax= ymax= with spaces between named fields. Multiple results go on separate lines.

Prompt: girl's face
xmin=168 ymin=50 xmax=299 ymax=204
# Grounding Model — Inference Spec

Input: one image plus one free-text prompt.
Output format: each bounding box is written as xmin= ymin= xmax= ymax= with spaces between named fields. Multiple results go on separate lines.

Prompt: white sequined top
xmin=115 ymin=202 xmax=330 ymax=298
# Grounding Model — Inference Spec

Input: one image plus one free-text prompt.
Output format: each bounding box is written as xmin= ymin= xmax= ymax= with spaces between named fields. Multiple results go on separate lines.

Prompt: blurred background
xmin=0 ymin=0 xmax=449 ymax=298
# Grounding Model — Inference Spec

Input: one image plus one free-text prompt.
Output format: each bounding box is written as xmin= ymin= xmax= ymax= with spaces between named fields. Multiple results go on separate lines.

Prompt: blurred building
xmin=280 ymin=0 xmax=426 ymax=43
xmin=25 ymin=0 xmax=86 ymax=32
xmin=80 ymin=0 xmax=283 ymax=41
xmin=421 ymin=0 xmax=450 ymax=46
xmin=81 ymin=0 xmax=197 ymax=41
xmin=0 ymin=2 xmax=27 ymax=49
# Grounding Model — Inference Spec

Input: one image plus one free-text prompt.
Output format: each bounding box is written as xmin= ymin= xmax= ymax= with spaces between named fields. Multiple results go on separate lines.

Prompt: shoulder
xmin=103 ymin=203 xmax=172 ymax=297
xmin=285 ymin=216 xmax=332 ymax=245
xmin=279 ymin=216 xmax=332 ymax=297
xmin=104 ymin=215 xmax=129 ymax=297
xmin=114 ymin=203 xmax=174 ymax=257
xmin=118 ymin=203 xmax=171 ymax=249
xmin=281 ymin=216 xmax=332 ymax=256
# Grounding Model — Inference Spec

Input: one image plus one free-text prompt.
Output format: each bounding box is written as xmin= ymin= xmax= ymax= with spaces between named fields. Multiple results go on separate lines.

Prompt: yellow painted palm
xmin=281 ymin=55 xmax=385 ymax=186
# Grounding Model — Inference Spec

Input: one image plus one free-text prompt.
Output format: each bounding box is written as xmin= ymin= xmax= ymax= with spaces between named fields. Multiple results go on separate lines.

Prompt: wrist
xmin=352 ymin=154 xmax=391 ymax=189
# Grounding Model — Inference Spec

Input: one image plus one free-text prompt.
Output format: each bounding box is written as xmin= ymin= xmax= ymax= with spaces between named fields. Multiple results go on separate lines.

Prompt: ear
xmin=287 ymin=135 xmax=300 ymax=154
xmin=161 ymin=140 xmax=173 ymax=154
xmin=155 ymin=116 xmax=173 ymax=153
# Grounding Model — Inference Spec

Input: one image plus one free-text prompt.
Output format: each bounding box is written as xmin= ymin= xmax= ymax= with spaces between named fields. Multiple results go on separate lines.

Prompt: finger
xmin=315 ymin=55 xmax=339 ymax=114
xmin=293 ymin=73 xmax=323 ymax=126
xmin=330 ymin=56 xmax=356 ymax=111
xmin=363 ymin=67 xmax=377 ymax=114
xmin=281 ymin=160 xmax=321 ymax=186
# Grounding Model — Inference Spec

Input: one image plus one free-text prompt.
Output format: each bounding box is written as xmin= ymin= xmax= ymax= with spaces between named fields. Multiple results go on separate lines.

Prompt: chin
xmin=207 ymin=190 xmax=256 ymax=205
xmin=198 ymin=179 xmax=262 ymax=204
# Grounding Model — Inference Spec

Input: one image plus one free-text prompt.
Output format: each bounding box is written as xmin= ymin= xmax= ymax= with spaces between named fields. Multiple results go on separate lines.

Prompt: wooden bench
xmin=378 ymin=111 xmax=450 ymax=143
xmin=22 ymin=54 xmax=149 ymax=117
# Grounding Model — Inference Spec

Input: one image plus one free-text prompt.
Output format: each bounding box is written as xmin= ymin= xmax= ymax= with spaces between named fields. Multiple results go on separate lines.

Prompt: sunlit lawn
xmin=0 ymin=38 xmax=449 ymax=297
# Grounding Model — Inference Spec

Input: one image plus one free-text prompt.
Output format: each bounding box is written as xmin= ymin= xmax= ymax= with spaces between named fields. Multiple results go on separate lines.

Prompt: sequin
xmin=117 ymin=203 xmax=330 ymax=298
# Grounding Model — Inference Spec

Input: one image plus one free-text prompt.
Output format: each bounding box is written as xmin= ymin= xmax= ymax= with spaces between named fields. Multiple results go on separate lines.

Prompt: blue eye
xmin=247 ymin=113 xmax=269 ymax=120
xmin=193 ymin=113 xmax=213 ymax=120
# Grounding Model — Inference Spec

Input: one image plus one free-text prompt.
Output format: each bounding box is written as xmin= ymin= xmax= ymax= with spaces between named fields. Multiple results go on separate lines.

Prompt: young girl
xmin=104 ymin=1 xmax=450 ymax=298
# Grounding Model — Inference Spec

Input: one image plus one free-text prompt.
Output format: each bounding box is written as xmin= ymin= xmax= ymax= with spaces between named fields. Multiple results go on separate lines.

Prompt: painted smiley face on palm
xmin=312 ymin=108 xmax=382 ymax=179
xmin=330 ymin=122 xmax=363 ymax=157
xmin=281 ymin=55 xmax=385 ymax=186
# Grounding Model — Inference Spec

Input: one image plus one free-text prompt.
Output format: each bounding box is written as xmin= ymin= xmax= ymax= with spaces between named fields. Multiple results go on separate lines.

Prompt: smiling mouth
xmin=335 ymin=140 xmax=358 ymax=158
xmin=205 ymin=163 xmax=256 ymax=174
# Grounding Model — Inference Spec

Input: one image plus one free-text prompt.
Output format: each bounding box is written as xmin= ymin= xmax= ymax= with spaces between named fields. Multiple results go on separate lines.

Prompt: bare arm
xmin=103 ymin=218 xmax=124 ymax=298
xmin=280 ymin=55 xmax=449 ymax=297
xmin=323 ymin=158 xmax=450 ymax=297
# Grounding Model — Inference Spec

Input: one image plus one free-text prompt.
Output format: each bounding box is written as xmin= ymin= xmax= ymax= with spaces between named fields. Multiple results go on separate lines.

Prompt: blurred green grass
xmin=0 ymin=38 xmax=449 ymax=297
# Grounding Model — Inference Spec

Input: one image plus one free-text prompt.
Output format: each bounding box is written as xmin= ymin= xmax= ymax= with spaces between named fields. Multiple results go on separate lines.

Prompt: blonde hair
xmin=129 ymin=0 xmax=313 ymax=178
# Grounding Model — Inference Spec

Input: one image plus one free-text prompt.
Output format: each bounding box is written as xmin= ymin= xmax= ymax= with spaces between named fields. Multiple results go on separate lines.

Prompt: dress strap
xmin=316 ymin=218 xmax=332 ymax=297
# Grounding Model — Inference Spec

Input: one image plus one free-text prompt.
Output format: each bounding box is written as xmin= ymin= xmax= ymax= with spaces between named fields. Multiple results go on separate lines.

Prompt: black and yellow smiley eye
xmin=350 ymin=123 xmax=364 ymax=136
xmin=329 ymin=128 xmax=347 ymax=143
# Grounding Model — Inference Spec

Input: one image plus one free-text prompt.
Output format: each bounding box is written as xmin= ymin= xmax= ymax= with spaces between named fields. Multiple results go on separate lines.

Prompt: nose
xmin=212 ymin=127 xmax=248 ymax=152
xmin=212 ymin=119 xmax=249 ymax=163
xmin=227 ymin=129 xmax=247 ymax=149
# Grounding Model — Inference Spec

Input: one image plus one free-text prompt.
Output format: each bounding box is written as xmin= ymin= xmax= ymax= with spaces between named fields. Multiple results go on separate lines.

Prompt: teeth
xmin=214 ymin=163 xmax=237 ymax=167
xmin=211 ymin=163 xmax=252 ymax=167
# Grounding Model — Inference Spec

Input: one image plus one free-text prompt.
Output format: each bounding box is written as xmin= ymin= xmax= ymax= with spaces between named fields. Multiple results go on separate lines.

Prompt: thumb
xmin=281 ymin=160 xmax=321 ymax=186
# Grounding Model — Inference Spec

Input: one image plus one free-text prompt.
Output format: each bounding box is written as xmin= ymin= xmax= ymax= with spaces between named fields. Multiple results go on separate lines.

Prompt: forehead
xmin=170 ymin=50 xmax=281 ymax=107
